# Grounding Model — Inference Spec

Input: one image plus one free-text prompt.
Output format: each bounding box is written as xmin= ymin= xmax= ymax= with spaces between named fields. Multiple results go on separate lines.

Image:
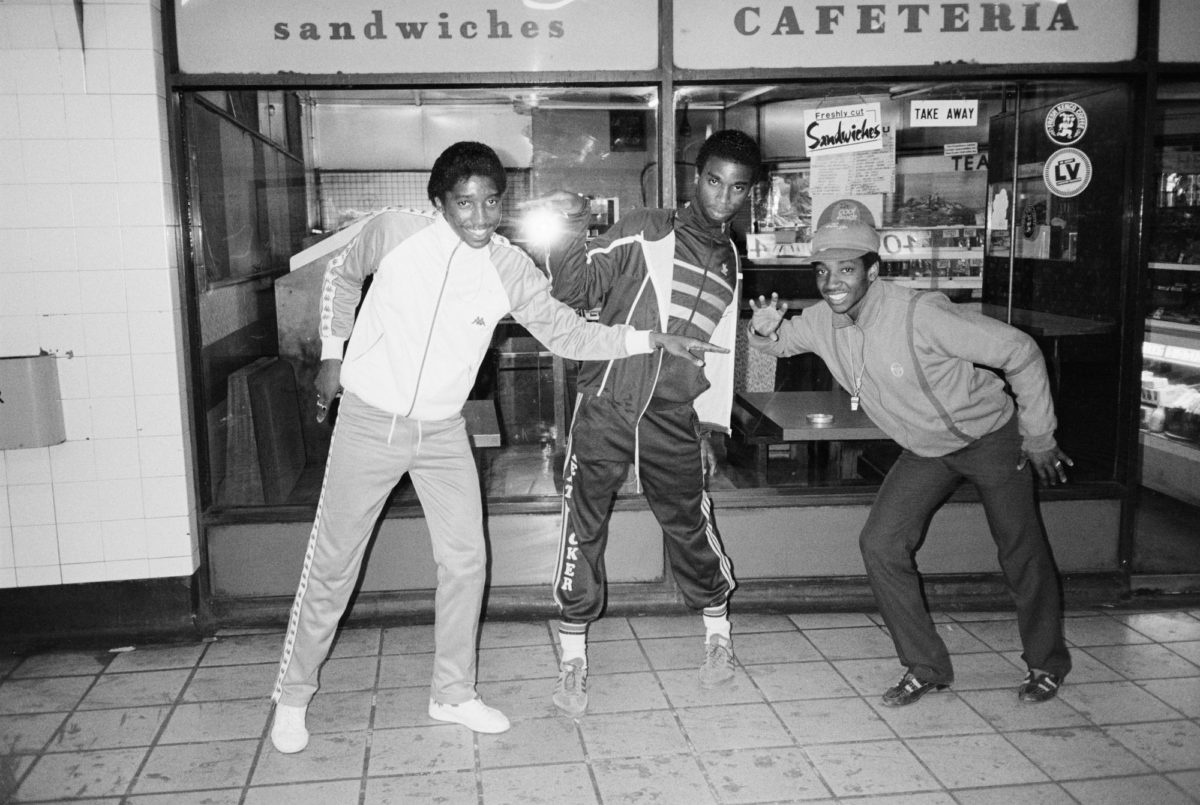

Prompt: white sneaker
xmin=270 ymin=703 xmax=309 ymax=754
xmin=428 ymin=697 xmax=510 ymax=734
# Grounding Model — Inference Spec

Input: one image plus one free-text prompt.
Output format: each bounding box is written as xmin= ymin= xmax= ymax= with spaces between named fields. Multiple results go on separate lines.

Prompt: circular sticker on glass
xmin=1043 ymin=148 xmax=1092 ymax=198
xmin=1045 ymin=101 xmax=1088 ymax=145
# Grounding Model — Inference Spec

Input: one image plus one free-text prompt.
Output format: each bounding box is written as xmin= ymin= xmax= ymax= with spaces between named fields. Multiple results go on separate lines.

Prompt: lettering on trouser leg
xmin=560 ymin=531 xmax=578 ymax=593
xmin=563 ymin=454 xmax=577 ymax=500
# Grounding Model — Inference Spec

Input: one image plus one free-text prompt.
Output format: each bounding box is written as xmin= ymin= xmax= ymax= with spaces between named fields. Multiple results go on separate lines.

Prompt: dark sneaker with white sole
xmin=881 ymin=672 xmax=949 ymax=707
xmin=1018 ymin=670 xmax=1061 ymax=703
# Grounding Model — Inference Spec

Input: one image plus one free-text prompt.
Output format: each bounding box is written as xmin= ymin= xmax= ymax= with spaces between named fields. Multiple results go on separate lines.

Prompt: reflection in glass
xmin=183 ymin=81 xmax=1128 ymax=512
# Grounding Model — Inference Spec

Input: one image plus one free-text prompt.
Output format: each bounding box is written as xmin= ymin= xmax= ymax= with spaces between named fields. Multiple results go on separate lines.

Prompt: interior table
xmin=732 ymin=390 xmax=890 ymax=484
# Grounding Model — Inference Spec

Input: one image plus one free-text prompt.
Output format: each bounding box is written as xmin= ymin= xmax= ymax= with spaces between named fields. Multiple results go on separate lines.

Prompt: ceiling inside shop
xmin=302 ymin=79 xmax=1145 ymax=111
xmin=305 ymin=87 xmax=658 ymax=110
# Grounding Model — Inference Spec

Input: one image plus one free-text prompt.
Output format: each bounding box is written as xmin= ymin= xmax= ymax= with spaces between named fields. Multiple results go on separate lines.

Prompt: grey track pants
xmin=272 ymin=392 xmax=486 ymax=707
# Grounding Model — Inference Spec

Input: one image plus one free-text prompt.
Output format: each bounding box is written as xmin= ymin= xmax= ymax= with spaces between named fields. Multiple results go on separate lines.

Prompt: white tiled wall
xmin=0 ymin=0 xmax=198 ymax=589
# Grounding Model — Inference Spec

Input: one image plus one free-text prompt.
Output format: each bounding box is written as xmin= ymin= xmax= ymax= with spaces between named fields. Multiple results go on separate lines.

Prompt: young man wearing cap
xmin=746 ymin=198 xmax=1073 ymax=707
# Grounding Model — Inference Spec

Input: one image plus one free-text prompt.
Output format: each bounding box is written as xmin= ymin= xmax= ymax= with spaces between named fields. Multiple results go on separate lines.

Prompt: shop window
xmin=184 ymin=87 xmax=662 ymax=511
xmin=1141 ymin=81 xmax=1200 ymax=511
xmin=679 ymin=81 xmax=1128 ymax=491
xmin=183 ymin=81 xmax=1129 ymax=514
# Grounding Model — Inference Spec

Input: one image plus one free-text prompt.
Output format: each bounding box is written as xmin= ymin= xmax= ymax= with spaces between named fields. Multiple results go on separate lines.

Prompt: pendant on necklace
xmin=850 ymin=395 xmax=860 ymax=411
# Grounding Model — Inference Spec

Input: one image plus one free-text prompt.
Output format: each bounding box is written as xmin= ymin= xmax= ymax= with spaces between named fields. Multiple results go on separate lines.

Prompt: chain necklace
xmin=849 ymin=326 xmax=866 ymax=412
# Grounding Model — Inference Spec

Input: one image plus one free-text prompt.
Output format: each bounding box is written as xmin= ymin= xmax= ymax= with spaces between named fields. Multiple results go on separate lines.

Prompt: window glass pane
xmin=186 ymin=87 xmax=660 ymax=510
xmin=984 ymin=81 xmax=1129 ymax=481
xmin=1141 ymin=81 xmax=1200 ymax=509
xmin=680 ymin=80 xmax=1125 ymax=490
xmin=185 ymin=80 xmax=1128 ymax=512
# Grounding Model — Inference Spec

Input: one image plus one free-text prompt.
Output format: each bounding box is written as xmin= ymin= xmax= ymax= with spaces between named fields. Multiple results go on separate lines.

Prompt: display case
xmin=1141 ymin=324 xmax=1200 ymax=505
xmin=1142 ymin=110 xmax=1200 ymax=505
xmin=742 ymin=224 xmax=983 ymax=302
xmin=874 ymin=225 xmax=983 ymax=299
xmin=744 ymin=149 xmax=986 ymax=302
xmin=1147 ymin=148 xmax=1200 ymax=327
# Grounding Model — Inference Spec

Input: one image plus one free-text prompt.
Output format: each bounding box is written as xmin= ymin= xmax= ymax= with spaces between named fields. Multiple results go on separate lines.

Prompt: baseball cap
xmin=810 ymin=199 xmax=880 ymax=263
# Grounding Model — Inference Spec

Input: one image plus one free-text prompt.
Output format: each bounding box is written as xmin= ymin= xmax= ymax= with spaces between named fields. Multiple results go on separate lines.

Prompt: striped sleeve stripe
xmin=674 ymin=258 xmax=734 ymax=295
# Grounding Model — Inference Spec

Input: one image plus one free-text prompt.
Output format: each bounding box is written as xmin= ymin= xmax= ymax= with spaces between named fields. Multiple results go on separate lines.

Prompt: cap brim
xmin=810 ymin=246 xmax=870 ymax=263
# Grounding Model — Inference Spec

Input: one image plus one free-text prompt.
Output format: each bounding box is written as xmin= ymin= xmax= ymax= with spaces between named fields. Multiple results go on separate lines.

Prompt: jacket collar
xmin=678 ymin=202 xmax=729 ymax=239
xmin=831 ymin=277 xmax=885 ymax=330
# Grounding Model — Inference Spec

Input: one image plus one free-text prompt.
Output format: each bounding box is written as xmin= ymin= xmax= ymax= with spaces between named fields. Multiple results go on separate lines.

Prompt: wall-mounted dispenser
xmin=0 ymin=355 xmax=66 ymax=450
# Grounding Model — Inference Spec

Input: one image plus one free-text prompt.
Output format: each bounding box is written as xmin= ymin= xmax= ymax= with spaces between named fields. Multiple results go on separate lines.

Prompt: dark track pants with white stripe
xmin=554 ymin=394 xmax=736 ymax=626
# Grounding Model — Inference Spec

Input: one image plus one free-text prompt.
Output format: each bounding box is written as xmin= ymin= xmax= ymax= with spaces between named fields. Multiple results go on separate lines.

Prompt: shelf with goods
xmin=1148 ymin=260 xmax=1200 ymax=327
xmin=1149 ymin=262 xmax=1200 ymax=272
xmin=744 ymin=225 xmax=983 ymax=295
xmin=876 ymin=225 xmax=984 ymax=297
xmin=1139 ymin=135 xmax=1200 ymax=502
xmin=1148 ymin=143 xmax=1200 ymax=323
xmin=1141 ymin=323 xmax=1200 ymax=504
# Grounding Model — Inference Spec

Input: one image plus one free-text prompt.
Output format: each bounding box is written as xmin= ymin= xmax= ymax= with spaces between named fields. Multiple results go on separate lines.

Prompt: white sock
xmin=704 ymin=613 xmax=731 ymax=642
xmin=559 ymin=631 xmax=587 ymax=666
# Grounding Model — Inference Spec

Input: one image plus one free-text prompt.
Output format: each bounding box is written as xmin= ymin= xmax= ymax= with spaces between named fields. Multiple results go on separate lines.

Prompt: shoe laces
xmin=1023 ymin=671 xmax=1058 ymax=692
xmin=559 ymin=660 xmax=585 ymax=693
xmin=705 ymin=636 xmax=733 ymax=666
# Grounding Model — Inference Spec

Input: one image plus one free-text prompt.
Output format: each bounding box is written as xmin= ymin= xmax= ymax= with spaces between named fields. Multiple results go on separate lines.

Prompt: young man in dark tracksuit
xmin=748 ymin=198 xmax=1073 ymax=707
xmin=539 ymin=130 xmax=762 ymax=717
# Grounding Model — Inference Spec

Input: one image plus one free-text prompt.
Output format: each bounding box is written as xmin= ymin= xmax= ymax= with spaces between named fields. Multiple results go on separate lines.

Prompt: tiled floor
xmin=2 ymin=608 xmax=1199 ymax=804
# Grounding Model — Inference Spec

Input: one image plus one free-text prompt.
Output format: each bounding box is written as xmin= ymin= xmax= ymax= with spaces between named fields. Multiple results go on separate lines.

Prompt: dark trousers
xmin=553 ymin=395 xmax=736 ymax=625
xmin=859 ymin=414 xmax=1071 ymax=684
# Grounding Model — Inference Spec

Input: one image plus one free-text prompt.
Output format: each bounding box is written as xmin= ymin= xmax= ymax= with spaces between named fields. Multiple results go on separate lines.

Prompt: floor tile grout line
xmin=745 ymin=661 xmax=843 ymax=801
xmin=3 ymin=613 xmax=1200 ymax=803
xmin=1073 ymin=642 xmax=1186 ymax=687
xmin=1096 ymin=720 xmax=1200 ymax=778
xmin=951 ymin=686 xmax=1088 ymax=795
xmin=633 ymin=627 xmax=733 ymax=805
xmin=118 ymin=639 xmax=222 ymax=802
xmin=356 ymin=628 xmax=384 ymax=805
xmin=9 ymin=647 xmax=117 ymax=802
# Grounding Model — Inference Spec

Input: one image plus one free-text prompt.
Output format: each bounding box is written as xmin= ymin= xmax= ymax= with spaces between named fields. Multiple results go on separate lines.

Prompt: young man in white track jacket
xmin=269 ymin=141 xmax=725 ymax=753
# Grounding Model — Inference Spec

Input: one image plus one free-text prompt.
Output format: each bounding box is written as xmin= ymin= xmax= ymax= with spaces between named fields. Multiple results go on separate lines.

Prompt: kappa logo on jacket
xmin=472 ymin=316 xmax=486 ymax=326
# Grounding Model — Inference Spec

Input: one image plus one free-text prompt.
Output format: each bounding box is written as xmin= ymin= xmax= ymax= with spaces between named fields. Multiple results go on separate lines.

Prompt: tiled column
xmin=0 ymin=0 xmax=197 ymax=588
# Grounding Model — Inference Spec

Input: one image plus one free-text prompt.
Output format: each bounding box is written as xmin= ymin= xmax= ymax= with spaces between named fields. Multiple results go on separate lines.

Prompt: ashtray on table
xmin=807 ymin=413 xmax=834 ymax=426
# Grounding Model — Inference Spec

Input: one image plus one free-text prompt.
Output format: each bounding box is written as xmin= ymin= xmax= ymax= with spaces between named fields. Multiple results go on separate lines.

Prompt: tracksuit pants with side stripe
xmin=272 ymin=391 xmax=486 ymax=708
xmin=554 ymin=394 xmax=736 ymax=625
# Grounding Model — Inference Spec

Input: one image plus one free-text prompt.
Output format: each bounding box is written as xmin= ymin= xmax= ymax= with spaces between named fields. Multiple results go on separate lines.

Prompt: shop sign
xmin=1044 ymin=102 xmax=1088 ymax=146
xmin=1159 ymin=0 xmax=1200 ymax=63
xmin=1043 ymin=148 xmax=1093 ymax=198
xmin=803 ymin=103 xmax=884 ymax=157
xmin=944 ymin=143 xmax=979 ymax=157
xmin=674 ymin=1 xmax=1137 ymax=69
xmin=175 ymin=0 xmax=658 ymax=74
xmin=910 ymin=101 xmax=978 ymax=128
